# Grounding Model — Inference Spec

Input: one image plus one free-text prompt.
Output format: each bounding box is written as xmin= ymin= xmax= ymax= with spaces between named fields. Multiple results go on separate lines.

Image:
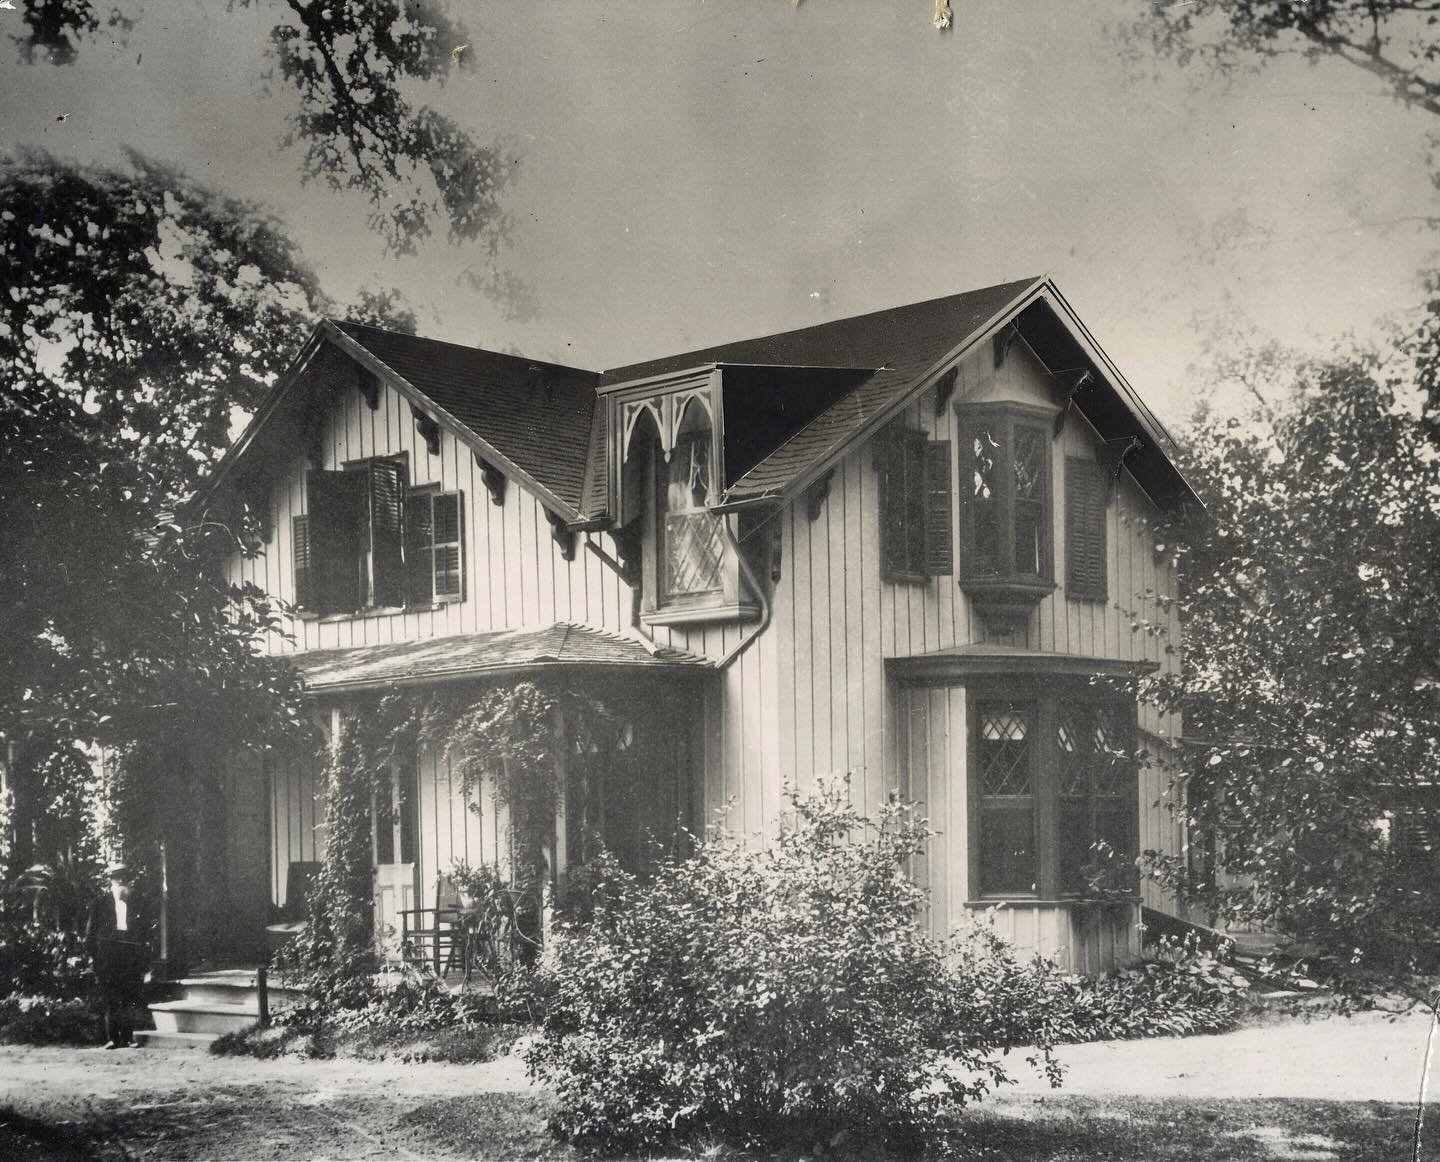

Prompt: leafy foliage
xmin=1140 ymin=296 xmax=1440 ymax=971
xmin=526 ymin=778 xmax=1063 ymax=1155
xmin=1130 ymin=0 xmax=1440 ymax=120
xmin=15 ymin=0 xmax=512 ymax=255
xmin=1055 ymin=937 xmax=1250 ymax=1042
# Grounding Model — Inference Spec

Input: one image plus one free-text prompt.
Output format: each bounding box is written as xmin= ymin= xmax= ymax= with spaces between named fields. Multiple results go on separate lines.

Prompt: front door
xmin=373 ymin=764 xmax=419 ymax=961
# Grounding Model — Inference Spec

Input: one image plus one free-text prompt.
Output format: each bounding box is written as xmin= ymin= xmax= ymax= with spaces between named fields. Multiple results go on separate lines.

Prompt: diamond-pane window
xmin=980 ymin=707 xmax=1031 ymax=795
xmin=660 ymin=431 xmax=724 ymax=597
xmin=973 ymin=693 xmax=1139 ymax=900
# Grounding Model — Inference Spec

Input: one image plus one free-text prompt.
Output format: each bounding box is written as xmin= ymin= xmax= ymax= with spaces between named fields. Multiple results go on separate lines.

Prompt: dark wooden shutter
xmin=432 ymin=491 xmax=464 ymax=600
xmin=308 ymin=469 xmax=365 ymax=615
xmin=875 ymin=428 xmax=902 ymax=576
xmin=369 ymin=459 xmax=406 ymax=608
xmin=1066 ymin=456 xmax=1108 ymax=601
xmin=924 ymin=439 xmax=952 ymax=575
xmin=404 ymin=491 xmax=433 ymax=607
xmin=292 ymin=515 xmax=314 ymax=609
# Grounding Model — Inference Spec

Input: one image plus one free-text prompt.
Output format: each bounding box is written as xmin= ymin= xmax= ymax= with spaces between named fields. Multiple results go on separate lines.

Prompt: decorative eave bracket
xmin=473 ymin=451 xmax=508 ymax=507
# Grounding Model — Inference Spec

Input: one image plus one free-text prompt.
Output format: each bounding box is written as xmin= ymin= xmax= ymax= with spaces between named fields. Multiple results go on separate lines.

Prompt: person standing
xmin=92 ymin=864 xmax=148 ymax=1049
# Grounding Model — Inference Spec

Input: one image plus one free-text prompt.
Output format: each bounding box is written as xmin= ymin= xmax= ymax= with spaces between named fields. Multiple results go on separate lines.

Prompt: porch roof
xmin=886 ymin=642 xmax=1161 ymax=683
xmin=292 ymin=623 xmax=713 ymax=694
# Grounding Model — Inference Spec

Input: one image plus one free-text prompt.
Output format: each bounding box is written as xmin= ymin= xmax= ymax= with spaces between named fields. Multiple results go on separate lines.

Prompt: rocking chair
xmin=399 ymin=875 xmax=476 ymax=979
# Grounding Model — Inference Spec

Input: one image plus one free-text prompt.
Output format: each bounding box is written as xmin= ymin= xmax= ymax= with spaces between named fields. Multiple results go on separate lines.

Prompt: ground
xmin=0 ymin=1010 xmax=1433 ymax=1159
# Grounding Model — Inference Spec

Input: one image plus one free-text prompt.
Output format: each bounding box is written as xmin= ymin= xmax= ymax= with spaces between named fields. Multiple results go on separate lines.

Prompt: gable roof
xmin=597 ymin=276 xmax=1198 ymax=514
xmin=330 ymin=322 xmax=598 ymax=516
xmin=201 ymin=277 xmax=1197 ymax=529
xmin=599 ymin=279 xmax=1037 ymax=509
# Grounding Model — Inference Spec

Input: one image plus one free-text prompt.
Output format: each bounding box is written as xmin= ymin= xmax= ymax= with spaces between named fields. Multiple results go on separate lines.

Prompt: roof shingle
xmin=335 ymin=322 xmax=599 ymax=514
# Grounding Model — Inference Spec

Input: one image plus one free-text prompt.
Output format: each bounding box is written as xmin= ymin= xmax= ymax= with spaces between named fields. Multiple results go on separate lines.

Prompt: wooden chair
xmin=399 ymin=875 xmax=474 ymax=977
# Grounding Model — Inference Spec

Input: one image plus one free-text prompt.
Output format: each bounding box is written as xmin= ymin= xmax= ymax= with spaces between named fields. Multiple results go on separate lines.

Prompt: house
xmin=185 ymin=275 xmax=1197 ymax=976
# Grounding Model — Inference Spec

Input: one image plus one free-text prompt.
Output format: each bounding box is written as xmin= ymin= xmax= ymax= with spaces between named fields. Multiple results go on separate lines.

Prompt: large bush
xmin=525 ymin=779 xmax=1063 ymax=1154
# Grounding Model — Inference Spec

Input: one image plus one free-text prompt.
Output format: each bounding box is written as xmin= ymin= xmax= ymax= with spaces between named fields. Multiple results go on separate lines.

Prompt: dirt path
xmin=0 ymin=1044 xmax=545 ymax=1159
xmin=1006 ymin=1009 xmax=1440 ymax=1103
xmin=0 ymin=1012 xmax=1434 ymax=1158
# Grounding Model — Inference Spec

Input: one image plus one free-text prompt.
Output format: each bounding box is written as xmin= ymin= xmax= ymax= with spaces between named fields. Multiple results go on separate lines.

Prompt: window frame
xmin=955 ymin=402 xmax=1057 ymax=589
xmin=966 ymin=679 xmax=1139 ymax=903
xmin=404 ymin=483 xmax=466 ymax=608
xmin=295 ymin=455 xmax=465 ymax=618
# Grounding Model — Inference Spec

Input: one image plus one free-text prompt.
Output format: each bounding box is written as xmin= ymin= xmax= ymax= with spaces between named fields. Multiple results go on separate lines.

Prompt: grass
xmin=372 ymin=1091 xmax=1418 ymax=1160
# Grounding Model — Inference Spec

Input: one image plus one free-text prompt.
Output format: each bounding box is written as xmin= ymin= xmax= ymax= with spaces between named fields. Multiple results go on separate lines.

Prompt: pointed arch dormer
xmin=609 ymin=369 xmax=759 ymax=624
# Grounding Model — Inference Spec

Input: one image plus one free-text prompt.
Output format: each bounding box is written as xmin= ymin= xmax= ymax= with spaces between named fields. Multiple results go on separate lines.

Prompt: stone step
xmin=176 ymin=976 xmax=306 ymax=1009
xmin=149 ymin=1000 xmax=259 ymax=1036
xmin=133 ymin=1029 xmax=218 ymax=1051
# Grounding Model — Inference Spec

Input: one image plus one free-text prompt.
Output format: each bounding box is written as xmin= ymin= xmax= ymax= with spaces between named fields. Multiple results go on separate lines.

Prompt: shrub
xmin=1054 ymin=936 xmax=1251 ymax=1042
xmin=0 ymin=995 xmax=103 ymax=1045
xmin=525 ymin=778 xmax=1063 ymax=1155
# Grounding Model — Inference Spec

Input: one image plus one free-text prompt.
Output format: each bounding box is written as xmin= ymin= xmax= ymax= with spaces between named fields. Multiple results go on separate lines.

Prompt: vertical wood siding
xmin=233 ymin=335 xmax=1185 ymax=962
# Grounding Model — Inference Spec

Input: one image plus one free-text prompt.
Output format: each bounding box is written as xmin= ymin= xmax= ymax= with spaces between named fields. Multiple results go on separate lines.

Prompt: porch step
xmin=149 ymin=999 xmax=259 ymax=1036
xmin=131 ymin=1030 xmax=217 ymax=1051
xmin=175 ymin=970 xmax=306 ymax=1009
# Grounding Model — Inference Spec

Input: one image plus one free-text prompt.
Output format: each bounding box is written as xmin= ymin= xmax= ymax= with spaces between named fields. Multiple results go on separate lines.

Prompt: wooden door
xmin=372 ymin=765 xmax=420 ymax=961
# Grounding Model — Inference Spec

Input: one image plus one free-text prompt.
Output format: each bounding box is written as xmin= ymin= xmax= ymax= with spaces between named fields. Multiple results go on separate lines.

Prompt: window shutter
xmin=432 ymin=491 xmax=464 ymax=600
xmin=369 ymin=459 xmax=406 ymax=608
xmin=1066 ymin=457 xmax=1108 ymax=601
xmin=404 ymin=491 xmax=433 ymax=607
xmin=924 ymin=439 xmax=952 ymax=575
xmin=292 ymin=515 xmax=314 ymax=609
xmin=876 ymin=428 xmax=909 ymax=578
xmin=308 ymin=469 xmax=366 ymax=615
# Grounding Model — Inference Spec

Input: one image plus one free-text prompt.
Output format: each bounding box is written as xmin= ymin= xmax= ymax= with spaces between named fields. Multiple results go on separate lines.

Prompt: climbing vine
xmin=291 ymin=679 xmax=630 ymax=982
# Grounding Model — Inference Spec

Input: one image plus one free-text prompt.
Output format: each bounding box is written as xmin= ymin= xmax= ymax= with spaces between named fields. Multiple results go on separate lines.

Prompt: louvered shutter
xmin=1066 ymin=456 xmax=1108 ymax=601
xmin=875 ymin=428 xmax=907 ymax=578
xmin=924 ymin=439 xmax=952 ymax=575
xmin=432 ymin=491 xmax=464 ymax=600
xmin=292 ymin=515 xmax=314 ymax=609
xmin=369 ymin=459 xmax=406 ymax=608
xmin=308 ymin=469 xmax=365 ymax=615
xmin=404 ymin=491 xmax=433 ymax=606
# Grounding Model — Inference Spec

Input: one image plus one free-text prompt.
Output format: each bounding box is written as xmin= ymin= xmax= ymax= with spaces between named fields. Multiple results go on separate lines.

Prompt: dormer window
xmin=615 ymin=377 xmax=758 ymax=625
xmin=661 ymin=412 xmax=724 ymax=599
xmin=956 ymin=402 xmax=1057 ymax=630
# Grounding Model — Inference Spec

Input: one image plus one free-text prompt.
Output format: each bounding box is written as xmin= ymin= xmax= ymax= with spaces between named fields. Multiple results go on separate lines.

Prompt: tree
xmin=0 ymin=149 xmax=400 ymax=875
xmin=1142 ymin=298 xmax=1440 ymax=972
xmin=1131 ymin=1 xmax=1440 ymax=120
xmin=13 ymin=0 xmax=512 ymax=257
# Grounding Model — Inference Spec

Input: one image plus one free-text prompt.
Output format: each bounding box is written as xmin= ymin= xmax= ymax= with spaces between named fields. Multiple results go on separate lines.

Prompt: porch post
xmin=545 ymin=703 xmax=568 ymax=945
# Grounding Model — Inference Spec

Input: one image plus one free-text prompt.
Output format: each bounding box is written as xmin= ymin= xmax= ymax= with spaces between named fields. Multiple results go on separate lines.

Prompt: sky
xmin=3 ymin=0 xmax=1437 ymax=427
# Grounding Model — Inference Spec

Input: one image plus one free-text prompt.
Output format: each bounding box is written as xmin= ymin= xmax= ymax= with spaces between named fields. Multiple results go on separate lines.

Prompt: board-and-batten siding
xmin=229 ymin=366 xmax=773 ymax=903
xmin=750 ymin=341 xmax=1184 ymax=966
xmin=232 ymin=336 xmax=1185 ymax=967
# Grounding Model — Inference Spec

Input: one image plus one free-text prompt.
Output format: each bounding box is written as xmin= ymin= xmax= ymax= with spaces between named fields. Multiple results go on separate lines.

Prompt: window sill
xmin=642 ymin=602 xmax=761 ymax=627
xmin=883 ymin=569 xmax=929 ymax=587
xmin=296 ymin=601 xmax=458 ymax=623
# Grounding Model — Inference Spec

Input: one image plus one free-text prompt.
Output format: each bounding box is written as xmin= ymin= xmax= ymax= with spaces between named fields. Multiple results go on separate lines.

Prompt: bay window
xmin=971 ymin=687 xmax=1138 ymax=900
xmin=957 ymin=403 xmax=1057 ymax=629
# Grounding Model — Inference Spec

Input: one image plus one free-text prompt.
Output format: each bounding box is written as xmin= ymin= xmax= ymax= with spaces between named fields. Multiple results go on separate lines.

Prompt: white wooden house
xmin=190 ymin=276 xmax=1197 ymax=974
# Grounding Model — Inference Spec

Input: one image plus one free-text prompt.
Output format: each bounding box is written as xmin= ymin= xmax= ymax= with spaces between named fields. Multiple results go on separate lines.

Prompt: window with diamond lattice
xmin=978 ymin=703 xmax=1037 ymax=895
xmin=971 ymin=689 xmax=1138 ymax=900
xmin=1057 ymin=706 xmax=1138 ymax=894
xmin=960 ymin=410 xmax=1051 ymax=583
xmin=660 ymin=429 xmax=724 ymax=598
